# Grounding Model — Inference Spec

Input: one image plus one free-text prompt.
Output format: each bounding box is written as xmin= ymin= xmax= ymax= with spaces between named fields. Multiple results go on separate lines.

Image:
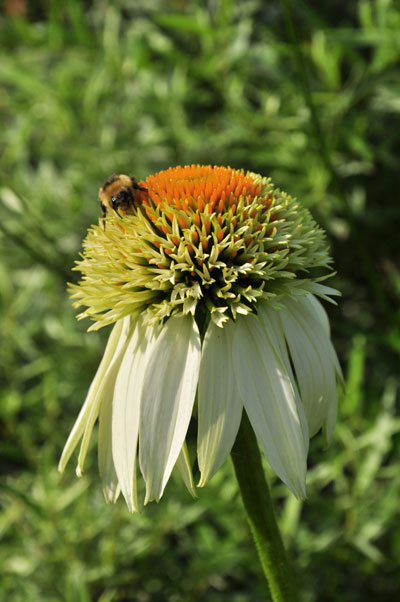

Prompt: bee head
xmin=111 ymin=189 xmax=131 ymax=209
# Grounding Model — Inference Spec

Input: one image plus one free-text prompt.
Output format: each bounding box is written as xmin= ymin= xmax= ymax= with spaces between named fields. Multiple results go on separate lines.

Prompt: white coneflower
xmin=59 ymin=165 xmax=342 ymax=511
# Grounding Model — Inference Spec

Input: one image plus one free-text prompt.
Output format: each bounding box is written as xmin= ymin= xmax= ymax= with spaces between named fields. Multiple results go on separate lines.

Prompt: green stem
xmin=231 ymin=412 xmax=298 ymax=602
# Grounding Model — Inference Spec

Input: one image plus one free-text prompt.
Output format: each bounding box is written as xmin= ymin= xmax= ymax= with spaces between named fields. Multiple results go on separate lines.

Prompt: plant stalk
xmin=231 ymin=412 xmax=298 ymax=602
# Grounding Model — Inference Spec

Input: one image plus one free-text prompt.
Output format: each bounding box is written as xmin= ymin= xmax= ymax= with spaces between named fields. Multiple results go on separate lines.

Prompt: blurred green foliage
xmin=1 ymin=0 xmax=400 ymax=600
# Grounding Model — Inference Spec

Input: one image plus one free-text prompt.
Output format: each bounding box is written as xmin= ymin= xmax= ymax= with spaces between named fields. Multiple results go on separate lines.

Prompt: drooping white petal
xmin=257 ymin=304 xmax=309 ymax=453
xmin=233 ymin=313 xmax=308 ymax=499
xmin=76 ymin=317 xmax=132 ymax=477
xmin=98 ymin=384 xmax=120 ymax=503
xmin=139 ymin=315 xmax=201 ymax=504
xmin=306 ymin=293 xmax=330 ymax=335
xmin=198 ymin=319 xmax=242 ymax=486
xmin=112 ymin=317 xmax=156 ymax=513
xmin=58 ymin=318 xmax=128 ymax=474
xmin=279 ymin=294 xmax=340 ymax=443
xmin=96 ymin=344 xmax=130 ymax=504
xmin=306 ymin=294 xmax=343 ymax=382
xmin=175 ymin=443 xmax=197 ymax=498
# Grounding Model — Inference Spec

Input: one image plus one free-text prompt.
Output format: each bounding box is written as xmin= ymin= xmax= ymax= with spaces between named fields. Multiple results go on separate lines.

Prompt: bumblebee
xmin=99 ymin=174 xmax=147 ymax=219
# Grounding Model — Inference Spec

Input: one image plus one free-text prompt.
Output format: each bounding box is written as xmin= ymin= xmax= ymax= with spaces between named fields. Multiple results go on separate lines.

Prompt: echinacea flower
xmin=59 ymin=165 xmax=342 ymax=511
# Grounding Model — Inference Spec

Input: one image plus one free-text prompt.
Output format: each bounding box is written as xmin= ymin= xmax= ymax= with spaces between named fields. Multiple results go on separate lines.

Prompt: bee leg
xmin=100 ymin=202 xmax=107 ymax=230
xmin=100 ymin=201 xmax=107 ymax=218
xmin=130 ymin=177 xmax=147 ymax=192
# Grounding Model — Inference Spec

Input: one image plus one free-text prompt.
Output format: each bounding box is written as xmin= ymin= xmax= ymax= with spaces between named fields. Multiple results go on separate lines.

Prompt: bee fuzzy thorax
xmin=99 ymin=174 xmax=147 ymax=218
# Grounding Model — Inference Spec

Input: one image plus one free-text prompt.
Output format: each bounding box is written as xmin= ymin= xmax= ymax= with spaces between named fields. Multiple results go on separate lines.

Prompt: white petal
xmin=304 ymin=293 xmax=330 ymax=334
xmin=175 ymin=443 xmax=197 ymax=498
xmin=197 ymin=319 xmax=243 ymax=485
xmin=139 ymin=315 xmax=201 ymax=504
xmin=257 ymin=304 xmax=309 ymax=452
xmin=98 ymin=374 xmax=121 ymax=503
xmin=98 ymin=401 xmax=120 ymax=503
xmin=76 ymin=317 xmax=132 ymax=476
xmin=112 ymin=317 xmax=156 ymax=513
xmin=58 ymin=318 xmax=127 ymax=474
xmin=280 ymin=294 xmax=340 ymax=442
xmin=306 ymin=294 xmax=343 ymax=382
xmin=233 ymin=314 xmax=308 ymax=499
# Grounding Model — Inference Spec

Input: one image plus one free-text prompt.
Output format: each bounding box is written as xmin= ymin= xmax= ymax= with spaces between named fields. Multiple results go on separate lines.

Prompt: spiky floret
xmin=70 ymin=165 xmax=333 ymax=330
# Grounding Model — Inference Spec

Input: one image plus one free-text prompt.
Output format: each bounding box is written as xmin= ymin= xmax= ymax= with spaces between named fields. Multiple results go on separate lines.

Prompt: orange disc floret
xmin=145 ymin=165 xmax=261 ymax=216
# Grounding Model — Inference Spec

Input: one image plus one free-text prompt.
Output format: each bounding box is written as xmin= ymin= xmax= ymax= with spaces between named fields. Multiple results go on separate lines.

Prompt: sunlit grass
xmin=1 ymin=1 xmax=400 ymax=600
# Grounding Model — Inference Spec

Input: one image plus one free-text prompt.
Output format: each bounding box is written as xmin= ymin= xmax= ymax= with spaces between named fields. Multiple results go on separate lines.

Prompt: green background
xmin=1 ymin=1 xmax=399 ymax=600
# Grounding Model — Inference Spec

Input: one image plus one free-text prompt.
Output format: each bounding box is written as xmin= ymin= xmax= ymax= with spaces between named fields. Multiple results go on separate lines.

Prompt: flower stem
xmin=231 ymin=412 xmax=298 ymax=602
